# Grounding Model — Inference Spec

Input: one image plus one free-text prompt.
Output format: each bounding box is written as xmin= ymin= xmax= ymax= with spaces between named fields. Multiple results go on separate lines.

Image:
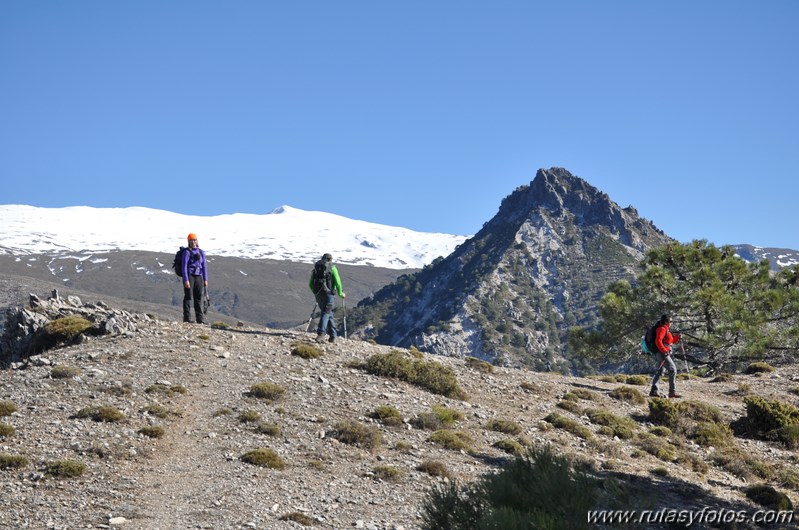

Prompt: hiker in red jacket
xmin=649 ymin=314 xmax=682 ymax=398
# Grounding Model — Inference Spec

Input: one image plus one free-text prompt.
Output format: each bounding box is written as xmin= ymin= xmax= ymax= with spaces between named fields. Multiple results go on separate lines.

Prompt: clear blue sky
xmin=2 ymin=1 xmax=797 ymax=249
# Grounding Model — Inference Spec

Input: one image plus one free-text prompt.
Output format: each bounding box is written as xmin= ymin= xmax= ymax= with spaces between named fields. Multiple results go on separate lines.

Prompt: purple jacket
xmin=182 ymin=248 xmax=207 ymax=282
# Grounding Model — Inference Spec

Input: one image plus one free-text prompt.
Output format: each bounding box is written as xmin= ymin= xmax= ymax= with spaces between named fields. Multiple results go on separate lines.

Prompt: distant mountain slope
xmin=348 ymin=167 xmax=674 ymax=371
xmin=732 ymin=244 xmax=799 ymax=270
xmin=0 ymin=204 xmax=467 ymax=269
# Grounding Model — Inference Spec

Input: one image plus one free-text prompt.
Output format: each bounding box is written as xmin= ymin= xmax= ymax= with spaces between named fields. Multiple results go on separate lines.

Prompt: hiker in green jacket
xmin=309 ymin=253 xmax=346 ymax=343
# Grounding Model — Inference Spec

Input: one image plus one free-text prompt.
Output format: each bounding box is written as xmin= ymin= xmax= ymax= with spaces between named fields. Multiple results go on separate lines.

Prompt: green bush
xmin=238 ymin=410 xmax=261 ymax=423
xmin=635 ymin=433 xmax=676 ymax=462
xmin=291 ymin=342 xmax=323 ymax=360
xmin=648 ymin=399 xmax=723 ymax=429
xmin=744 ymin=362 xmax=775 ymax=375
xmin=249 ymin=382 xmax=286 ymax=403
xmin=417 ymin=460 xmax=451 ymax=478
xmin=145 ymin=383 xmax=187 ymax=396
xmin=45 ymin=459 xmax=87 ymax=478
xmin=486 ymin=418 xmax=522 ymax=435
xmin=544 ymin=413 xmax=592 ymax=440
xmin=73 ymin=406 xmax=125 ymax=423
xmin=742 ymin=395 xmax=799 ymax=434
xmin=241 ymin=448 xmax=286 ymax=469
xmin=691 ymin=421 xmax=733 ymax=448
xmin=139 ymin=425 xmax=165 ymax=438
xmin=35 ymin=316 xmax=92 ymax=352
xmin=432 ymin=404 xmax=463 ymax=426
xmin=372 ymin=465 xmax=403 ymax=482
xmin=520 ymin=381 xmax=540 ymax=393
xmin=494 ymin=438 xmax=525 ymax=456
xmin=465 ymin=356 xmax=493 ymax=373
xmin=609 ymin=386 xmax=645 ymax=405
xmin=744 ymin=484 xmax=793 ymax=511
xmin=141 ymin=405 xmax=170 ymax=419
xmin=0 ymin=423 xmax=15 ymax=437
xmin=420 ymin=447 xmax=599 ymax=530
xmin=648 ymin=426 xmax=672 ymax=437
xmin=0 ymin=453 xmax=28 ymax=469
xmin=625 ymin=375 xmax=649 ymax=386
xmin=556 ymin=400 xmax=581 ymax=414
xmin=429 ymin=430 xmax=473 ymax=451
xmin=51 ymin=365 xmax=81 ymax=379
xmin=362 ymin=351 xmax=467 ymax=400
xmin=0 ymin=400 xmax=17 ymax=417
xmin=256 ymin=422 xmax=281 ymax=436
xmin=411 ymin=412 xmax=443 ymax=431
xmin=585 ymin=409 xmax=637 ymax=440
xmin=370 ymin=405 xmax=403 ymax=426
xmin=571 ymin=388 xmax=598 ymax=400
xmin=330 ymin=420 xmax=382 ymax=451
xmin=711 ymin=373 xmax=734 ymax=383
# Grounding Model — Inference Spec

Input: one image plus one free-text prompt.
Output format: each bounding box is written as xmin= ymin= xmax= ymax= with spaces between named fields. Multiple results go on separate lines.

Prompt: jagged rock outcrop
xmin=0 ymin=290 xmax=150 ymax=366
xmin=348 ymin=168 xmax=673 ymax=371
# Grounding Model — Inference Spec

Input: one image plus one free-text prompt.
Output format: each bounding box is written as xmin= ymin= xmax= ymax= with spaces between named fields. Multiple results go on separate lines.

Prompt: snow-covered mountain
xmin=0 ymin=205 xmax=468 ymax=269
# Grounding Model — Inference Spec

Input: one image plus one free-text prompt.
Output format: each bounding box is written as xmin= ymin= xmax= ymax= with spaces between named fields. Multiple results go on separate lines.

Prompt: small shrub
xmin=139 ymin=426 xmax=165 ymax=438
xmin=394 ymin=441 xmax=413 ymax=452
xmin=557 ymin=400 xmax=581 ymax=414
xmin=210 ymin=322 xmax=229 ymax=329
xmin=249 ymin=382 xmax=286 ymax=403
xmin=372 ymin=465 xmax=403 ymax=482
xmin=635 ymin=433 xmax=676 ymax=462
xmin=432 ymin=404 xmax=463 ymax=426
xmin=292 ymin=342 xmax=323 ymax=360
xmin=417 ymin=460 xmax=450 ymax=477
xmin=614 ymin=374 xmax=627 ymax=383
xmin=51 ymin=365 xmax=81 ymax=379
xmin=520 ymin=381 xmax=540 ymax=393
xmin=278 ymin=512 xmax=317 ymax=526
xmin=408 ymin=346 xmax=424 ymax=359
xmin=676 ymin=373 xmax=690 ymax=381
xmin=625 ymin=375 xmax=649 ymax=386
xmin=543 ymin=413 xmax=592 ymax=440
xmin=648 ymin=426 xmax=672 ymax=437
xmin=213 ymin=407 xmax=233 ymax=417
xmin=411 ymin=412 xmax=443 ymax=431
xmin=74 ymin=406 xmax=125 ymax=423
xmin=772 ymin=425 xmax=799 ymax=449
xmin=711 ymin=373 xmax=734 ymax=383
xmin=45 ymin=459 xmax=87 ymax=478
xmin=330 ymin=420 xmax=382 ymax=451
xmin=362 ymin=351 xmax=467 ymax=400
xmin=465 ymin=356 xmax=493 ymax=373
xmin=744 ymin=484 xmax=793 ymax=511
xmin=485 ymin=418 xmax=522 ymax=435
xmin=586 ymin=409 xmax=637 ymax=440
xmin=31 ymin=316 xmax=92 ymax=352
xmin=370 ymin=405 xmax=402 ymax=426
xmin=494 ymin=438 xmax=524 ymax=456
xmin=0 ymin=453 xmax=28 ymax=469
xmin=238 ymin=410 xmax=261 ymax=423
xmin=609 ymin=386 xmax=646 ymax=405
xmin=737 ymin=383 xmax=752 ymax=395
xmin=691 ymin=421 xmax=733 ymax=447
xmin=562 ymin=392 xmax=579 ymax=402
xmin=650 ymin=467 xmax=669 ymax=477
xmin=0 ymin=400 xmax=17 ymax=417
xmin=571 ymin=388 xmax=598 ymax=400
xmin=241 ymin=448 xmax=285 ymax=469
xmin=256 ymin=422 xmax=281 ymax=436
xmin=0 ymin=423 xmax=15 ymax=437
xmin=420 ymin=446 xmax=598 ymax=530
xmin=742 ymin=395 xmax=799 ymax=434
xmin=676 ymin=453 xmax=710 ymax=475
xmin=141 ymin=405 xmax=170 ymax=419
xmin=198 ymin=334 xmax=210 ymax=341
xmin=744 ymin=362 xmax=775 ymax=375
xmin=648 ymin=399 xmax=723 ymax=430
xmin=429 ymin=429 xmax=473 ymax=451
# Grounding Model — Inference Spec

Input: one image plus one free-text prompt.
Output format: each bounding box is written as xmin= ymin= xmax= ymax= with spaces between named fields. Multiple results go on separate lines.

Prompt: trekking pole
xmin=342 ymin=298 xmax=347 ymax=339
xmin=305 ymin=304 xmax=316 ymax=333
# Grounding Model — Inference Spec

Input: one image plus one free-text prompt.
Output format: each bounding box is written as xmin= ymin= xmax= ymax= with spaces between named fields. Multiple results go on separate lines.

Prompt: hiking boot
xmin=668 ymin=392 xmax=682 ymax=399
xmin=649 ymin=389 xmax=660 ymax=398
xmin=328 ymin=335 xmax=336 ymax=343
xmin=315 ymin=333 xmax=326 ymax=343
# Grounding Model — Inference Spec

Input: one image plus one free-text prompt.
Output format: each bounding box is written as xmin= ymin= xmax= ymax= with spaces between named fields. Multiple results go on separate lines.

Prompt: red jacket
xmin=655 ymin=323 xmax=680 ymax=354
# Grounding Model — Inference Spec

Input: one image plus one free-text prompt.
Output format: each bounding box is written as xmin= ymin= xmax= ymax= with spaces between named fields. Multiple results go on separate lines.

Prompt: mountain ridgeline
xmin=348 ymin=168 xmax=673 ymax=371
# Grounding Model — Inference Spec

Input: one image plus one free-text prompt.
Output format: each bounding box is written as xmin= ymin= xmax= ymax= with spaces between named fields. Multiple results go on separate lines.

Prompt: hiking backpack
xmin=642 ymin=323 xmax=661 ymax=354
xmin=172 ymin=247 xmax=187 ymax=277
xmin=313 ymin=259 xmax=332 ymax=294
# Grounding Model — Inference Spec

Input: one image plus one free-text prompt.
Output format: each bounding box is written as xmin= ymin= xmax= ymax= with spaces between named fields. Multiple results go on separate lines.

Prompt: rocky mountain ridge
xmin=348 ymin=168 xmax=673 ymax=371
xmin=1 ymin=293 xmax=797 ymax=528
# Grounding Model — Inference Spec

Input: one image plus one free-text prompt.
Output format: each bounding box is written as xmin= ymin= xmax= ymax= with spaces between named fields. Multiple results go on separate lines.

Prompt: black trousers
xmin=183 ymin=275 xmax=205 ymax=323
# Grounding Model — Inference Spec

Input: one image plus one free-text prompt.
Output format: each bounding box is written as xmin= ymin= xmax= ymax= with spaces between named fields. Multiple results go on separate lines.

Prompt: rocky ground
xmin=1 ymin=294 xmax=798 ymax=529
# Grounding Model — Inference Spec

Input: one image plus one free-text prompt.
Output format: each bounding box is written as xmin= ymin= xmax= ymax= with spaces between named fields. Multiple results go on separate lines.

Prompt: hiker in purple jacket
xmin=182 ymin=233 xmax=208 ymax=324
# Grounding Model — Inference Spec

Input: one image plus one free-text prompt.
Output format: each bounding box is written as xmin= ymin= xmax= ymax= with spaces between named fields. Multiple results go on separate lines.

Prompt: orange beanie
xmin=187 ymin=233 xmax=198 ymax=240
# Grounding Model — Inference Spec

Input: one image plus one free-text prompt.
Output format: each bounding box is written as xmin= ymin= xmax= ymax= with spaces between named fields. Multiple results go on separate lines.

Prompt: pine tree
xmin=571 ymin=240 xmax=799 ymax=372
